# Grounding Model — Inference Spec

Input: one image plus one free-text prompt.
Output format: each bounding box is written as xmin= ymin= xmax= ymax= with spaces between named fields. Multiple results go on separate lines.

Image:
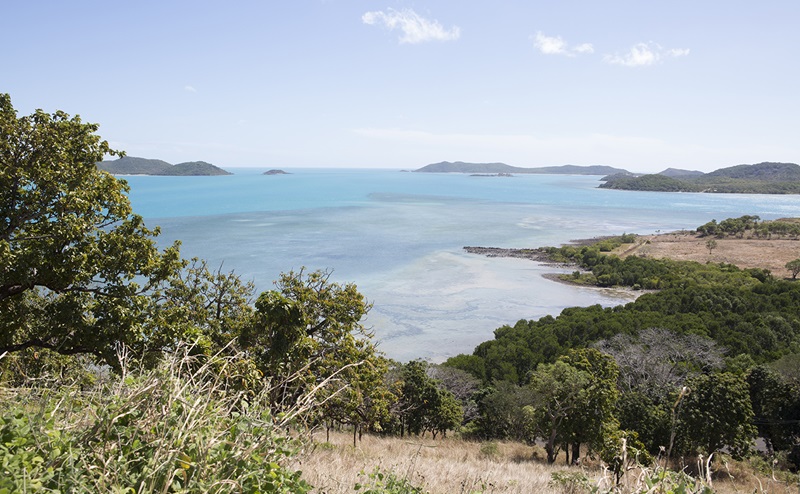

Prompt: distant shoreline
xmin=466 ymin=228 xmax=800 ymax=285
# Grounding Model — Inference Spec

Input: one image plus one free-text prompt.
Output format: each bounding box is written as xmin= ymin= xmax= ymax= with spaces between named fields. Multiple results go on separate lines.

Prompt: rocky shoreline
xmin=463 ymin=246 xmax=550 ymax=262
xmin=463 ymin=236 xmax=617 ymax=265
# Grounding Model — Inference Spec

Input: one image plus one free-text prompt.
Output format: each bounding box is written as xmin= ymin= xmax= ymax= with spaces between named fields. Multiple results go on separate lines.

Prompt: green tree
xmin=677 ymin=372 xmax=756 ymax=458
xmin=558 ymin=348 xmax=620 ymax=464
xmin=785 ymin=258 xmax=800 ymax=279
xmin=529 ymin=360 xmax=592 ymax=463
xmin=473 ymin=380 xmax=536 ymax=442
xmin=0 ymin=94 xmax=183 ymax=367
xmin=240 ymin=269 xmax=375 ymax=412
xmin=397 ymin=360 xmax=463 ymax=438
xmin=149 ymin=258 xmax=255 ymax=356
xmin=321 ymin=353 xmax=396 ymax=446
xmin=705 ymin=238 xmax=717 ymax=255
xmin=747 ymin=365 xmax=800 ymax=455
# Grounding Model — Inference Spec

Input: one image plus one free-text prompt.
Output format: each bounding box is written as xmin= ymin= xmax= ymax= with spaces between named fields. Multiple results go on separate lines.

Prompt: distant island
xmin=471 ymin=173 xmax=513 ymax=178
xmin=263 ymin=169 xmax=289 ymax=175
xmin=97 ymin=157 xmax=232 ymax=176
xmin=414 ymin=161 xmax=629 ymax=175
xmin=600 ymin=162 xmax=800 ymax=194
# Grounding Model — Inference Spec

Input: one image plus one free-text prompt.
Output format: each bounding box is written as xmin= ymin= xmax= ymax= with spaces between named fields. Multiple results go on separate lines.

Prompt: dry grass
xmin=614 ymin=231 xmax=800 ymax=277
xmin=295 ymin=431 xmax=557 ymax=493
xmin=294 ymin=431 xmax=800 ymax=494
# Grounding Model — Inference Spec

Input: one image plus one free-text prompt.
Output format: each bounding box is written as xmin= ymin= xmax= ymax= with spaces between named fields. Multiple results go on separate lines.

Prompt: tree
xmin=427 ymin=364 xmax=481 ymax=424
xmin=148 ymin=258 xmax=255 ymax=356
xmin=473 ymin=380 xmax=536 ymax=441
xmin=677 ymin=372 xmax=756 ymax=458
xmin=528 ymin=360 xmax=592 ymax=463
xmin=240 ymin=269 xmax=376 ymax=412
xmin=785 ymin=258 xmax=800 ymax=280
xmin=321 ymin=352 xmax=395 ymax=446
xmin=396 ymin=360 xmax=463 ymax=438
xmin=558 ymin=348 xmax=620 ymax=464
xmin=705 ymin=238 xmax=717 ymax=255
xmin=596 ymin=328 xmax=724 ymax=401
xmin=747 ymin=365 xmax=800 ymax=456
xmin=0 ymin=94 xmax=183 ymax=367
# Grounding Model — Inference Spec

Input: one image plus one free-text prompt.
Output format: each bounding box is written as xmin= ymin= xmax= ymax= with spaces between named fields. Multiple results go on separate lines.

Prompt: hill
xmin=658 ymin=167 xmax=704 ymax=177
xmin=704 ymin=162 xmax=800 ymax=181
xmin=415 ymin=161 xmax=629 ymax=175
xmin=599 ymin=173 xmax=702 ymax=192
xmin=600 ymin=162 xmax=800 ymax=194
xmin=167 ymin=161 xmax=231 ymax=176
xmin=98 ymin=157 xmax=231 ymax=176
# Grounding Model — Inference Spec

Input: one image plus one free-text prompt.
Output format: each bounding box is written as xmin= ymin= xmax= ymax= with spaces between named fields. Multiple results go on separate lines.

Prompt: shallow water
xmin=123 ymin=168 xmax=800 ymax=361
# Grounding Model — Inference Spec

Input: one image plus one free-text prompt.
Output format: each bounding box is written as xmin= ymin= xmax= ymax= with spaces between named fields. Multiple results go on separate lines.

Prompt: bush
xmin=0 ymin=346 xmax=312 ymax=493
xmin=354 ymin=467 xmax=427 ymax=493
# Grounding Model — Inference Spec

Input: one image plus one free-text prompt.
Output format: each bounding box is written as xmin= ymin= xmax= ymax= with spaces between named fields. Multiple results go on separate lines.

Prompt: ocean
xmin=122 ymin=168 xmax=800 ymax=361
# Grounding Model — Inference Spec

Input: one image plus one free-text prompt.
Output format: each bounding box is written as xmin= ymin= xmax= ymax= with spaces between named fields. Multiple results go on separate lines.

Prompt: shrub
xmin=0 ymin=346 xmax=312 ymax=493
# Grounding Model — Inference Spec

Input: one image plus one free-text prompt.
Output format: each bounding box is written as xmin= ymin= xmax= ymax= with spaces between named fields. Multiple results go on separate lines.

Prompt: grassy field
xmin=294 ymin=431 xmax=799 ymax=493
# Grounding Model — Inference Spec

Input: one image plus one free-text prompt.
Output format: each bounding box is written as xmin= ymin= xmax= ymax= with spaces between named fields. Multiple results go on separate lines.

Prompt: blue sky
xmin=4 ymin=1 xmax=799 ymax=172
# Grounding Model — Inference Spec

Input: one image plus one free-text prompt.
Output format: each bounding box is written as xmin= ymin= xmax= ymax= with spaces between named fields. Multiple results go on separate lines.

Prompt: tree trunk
xmin=571 ymin=442 xmax=580 ymax=465
xmin=546 ymin=429 xmax=558 ymax=464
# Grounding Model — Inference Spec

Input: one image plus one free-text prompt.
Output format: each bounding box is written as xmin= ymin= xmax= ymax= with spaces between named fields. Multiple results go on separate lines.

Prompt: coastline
xmin=463 ymin=239 xmax=643 ymax=297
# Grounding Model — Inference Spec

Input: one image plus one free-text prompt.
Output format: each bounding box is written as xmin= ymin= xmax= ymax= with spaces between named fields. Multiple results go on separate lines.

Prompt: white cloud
xmin=362 ymin=8 xmax=460 ymax=44
xmin=184 ymin=85 xmax=197 ymax=93
xmin=604 ymin=42 xmax=690 ymax=67
xmin=532 ymin=32 xmax=594 ymax=57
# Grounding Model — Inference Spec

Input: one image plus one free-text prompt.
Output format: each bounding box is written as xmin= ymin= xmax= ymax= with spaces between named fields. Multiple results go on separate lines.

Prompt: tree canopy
xmin=0 ymin=94 xmax=183 ymax=366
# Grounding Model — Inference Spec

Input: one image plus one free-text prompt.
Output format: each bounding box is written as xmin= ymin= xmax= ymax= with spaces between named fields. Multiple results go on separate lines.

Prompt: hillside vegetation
xmin=601 ymin=162 xmax=800 ymax=193
xmin=98 ymin=156 xmax=232 ymax=175
xmin=415 ymin=161 xmax=629 ymax=175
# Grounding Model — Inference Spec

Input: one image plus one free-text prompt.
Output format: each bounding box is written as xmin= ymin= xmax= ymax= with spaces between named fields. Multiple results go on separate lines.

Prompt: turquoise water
xmin=123 ymin=169 xmax=800 ymax=361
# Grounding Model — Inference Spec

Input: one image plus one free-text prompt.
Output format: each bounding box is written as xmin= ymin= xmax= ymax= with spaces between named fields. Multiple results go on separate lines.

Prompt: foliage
xmin=595 ymin=328 xmax=724 ymax=401
xmin=747 ymin=365 xmax=800 ymax=458
xmin=354 ymin=467 xmax=427 ymax=494
xmin=397 ymin=360 xmax=463 ymax=438
xmin=676 ymin=372 xmax=757 ymax=458
xmin=241 ymin=268 xmax=377 ymax=412
xmin=601 ymin=163 xmax=800 ymax=194
xmin=463 ymin=263 xmax=800 ymax=386
xmin=528 ymin=359 xmax=593 ymax=463
xmin=0 ymin=346 xmax=312 ymax=493
xmin=557 ymin=349 xmax=620 ymax=462
xmin=614 ymin=391 xmax=670 ymax=455
xmin=459 ymin=232 xmax=800 ymax=467
xmin=600 ymin=173 xmax=700 ymax=192
xmin=322 ymin=353 xmax=396 ymax=445
xmin=472 ymin=380 xmax=536 ymax=441
xmin=426 ymin=364 xmax=481 ymax=424
xmin=786 ymin=259 xmax=800 ymax=279
xmin=144 ymin=258 xmax=256 ymax=364
xmin=0 ymin=94 xmax=184 ymax=368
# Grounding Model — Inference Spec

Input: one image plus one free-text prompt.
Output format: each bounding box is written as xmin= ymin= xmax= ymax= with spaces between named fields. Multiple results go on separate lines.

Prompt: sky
xmin=3 ymin=1 xmax=799 ymax=173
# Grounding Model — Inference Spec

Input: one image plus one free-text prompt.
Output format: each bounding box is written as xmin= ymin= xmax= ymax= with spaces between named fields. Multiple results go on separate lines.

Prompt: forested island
xmin=98 ymin=156 xmax=232 ymax=175
xmin=3 ymin=95 xmax=800 ymax=493
xmin=415 ymin=161 xmax=630 ymax=175
xmin=418 ymin=161 xmax=800 ymax=195
xmin=600 ymin=162 xmax=800 ymax=194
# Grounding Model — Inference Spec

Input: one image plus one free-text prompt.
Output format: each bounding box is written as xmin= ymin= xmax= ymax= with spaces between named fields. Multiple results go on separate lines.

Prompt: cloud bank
xmin=362 ymin=9 xmax=460 ymax=44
